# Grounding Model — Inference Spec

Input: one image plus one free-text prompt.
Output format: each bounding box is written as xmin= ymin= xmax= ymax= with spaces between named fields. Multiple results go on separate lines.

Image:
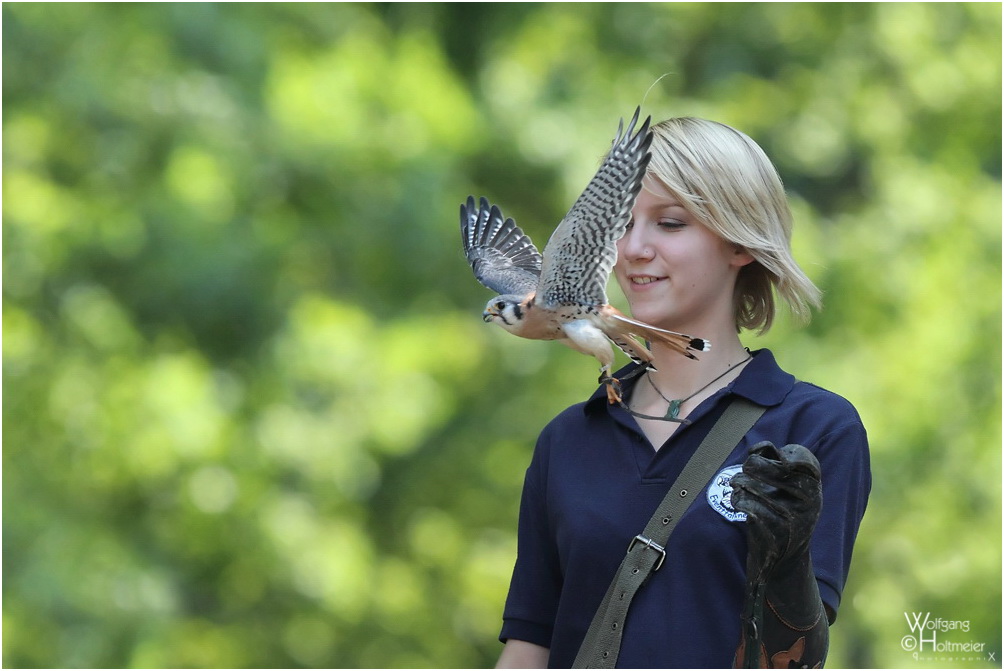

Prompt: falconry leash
xmin=572 ymin=396 xmax=767 ymax=669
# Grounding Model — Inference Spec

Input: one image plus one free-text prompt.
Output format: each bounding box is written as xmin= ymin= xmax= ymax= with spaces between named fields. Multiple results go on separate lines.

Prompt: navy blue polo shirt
xmin=499 ymin=349 xmax=870 ymax=668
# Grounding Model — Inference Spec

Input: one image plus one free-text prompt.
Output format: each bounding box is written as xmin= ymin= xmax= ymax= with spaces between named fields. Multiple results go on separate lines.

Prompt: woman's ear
xmin=732 ymin=246 xmax=756 ymax=268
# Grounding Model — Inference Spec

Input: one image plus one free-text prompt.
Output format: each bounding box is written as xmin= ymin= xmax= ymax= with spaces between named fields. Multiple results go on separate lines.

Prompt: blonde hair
xmin=647 ymin=117 xmax=822 ymax=333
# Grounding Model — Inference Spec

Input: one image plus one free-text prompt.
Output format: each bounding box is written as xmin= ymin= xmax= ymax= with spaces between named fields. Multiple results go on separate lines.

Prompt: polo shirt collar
xmin=583 ymin=348 xmax=795 ymax=416
xmin=729 ymin=348 xmax=795 ymax=406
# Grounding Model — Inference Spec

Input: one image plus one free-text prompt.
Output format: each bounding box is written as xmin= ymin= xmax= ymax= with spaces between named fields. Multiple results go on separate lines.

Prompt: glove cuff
xmin=736 ymin=550 xmax=829 ymax=668
xmin=764 ymin=550 xmax=824 ymax=628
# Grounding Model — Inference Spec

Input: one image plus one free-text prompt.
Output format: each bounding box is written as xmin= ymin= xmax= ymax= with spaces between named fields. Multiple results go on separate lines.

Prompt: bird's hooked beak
xmin=482 ymin=306 xmax=499 ymax=323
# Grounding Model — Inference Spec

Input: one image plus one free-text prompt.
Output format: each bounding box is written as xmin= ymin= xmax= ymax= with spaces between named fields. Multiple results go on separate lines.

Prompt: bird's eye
xmin=495 ymin=301 xmax=506 ymax=311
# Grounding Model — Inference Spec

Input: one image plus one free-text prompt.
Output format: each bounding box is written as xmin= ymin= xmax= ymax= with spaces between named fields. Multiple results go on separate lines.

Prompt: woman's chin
xmin=627 ymin=305 xmax=703 ymax=337
xmin=626 ymin=305 xmax=675 ymax=329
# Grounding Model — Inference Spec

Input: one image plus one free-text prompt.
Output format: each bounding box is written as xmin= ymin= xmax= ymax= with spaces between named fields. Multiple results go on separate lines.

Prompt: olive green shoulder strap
xmin=572 ymin=397 xmax=766 ymax=668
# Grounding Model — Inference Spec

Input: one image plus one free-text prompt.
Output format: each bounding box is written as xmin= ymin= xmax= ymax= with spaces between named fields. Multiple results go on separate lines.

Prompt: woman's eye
xmin=625 ymin=218 xmax=634 ymax=231
xmin=658 ymin=219 xmax=686 ymax=230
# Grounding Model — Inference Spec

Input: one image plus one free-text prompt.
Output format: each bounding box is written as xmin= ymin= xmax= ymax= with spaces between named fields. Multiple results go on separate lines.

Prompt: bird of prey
xmin=460 ymin=108 xmax=710 ymax=404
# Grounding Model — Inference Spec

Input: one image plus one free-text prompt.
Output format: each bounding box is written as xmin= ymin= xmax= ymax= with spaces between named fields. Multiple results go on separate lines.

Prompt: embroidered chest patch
xmin=707 ymin=465 xmax=747 ymax=522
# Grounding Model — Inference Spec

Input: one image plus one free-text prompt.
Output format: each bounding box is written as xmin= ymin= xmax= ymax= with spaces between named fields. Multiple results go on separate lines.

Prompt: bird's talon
xmin=601 ymin=375 xmax=623 ymax=404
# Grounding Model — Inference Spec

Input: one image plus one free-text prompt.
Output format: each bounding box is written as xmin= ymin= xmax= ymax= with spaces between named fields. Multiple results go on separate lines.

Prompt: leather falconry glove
xmin=730 ymin=441 xmax=829 ymax=669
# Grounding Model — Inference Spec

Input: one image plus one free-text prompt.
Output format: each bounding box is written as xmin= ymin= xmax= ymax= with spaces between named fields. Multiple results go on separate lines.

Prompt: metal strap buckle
xmin=627 ymin=534 xmax=666 ymax=571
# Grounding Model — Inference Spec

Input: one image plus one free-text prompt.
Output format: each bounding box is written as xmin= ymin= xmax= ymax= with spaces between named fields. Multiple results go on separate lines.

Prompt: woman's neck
xmin=644 ymin=328 xmax=750 ymax=401
xmin=625 ymin=328 xmax=752 ymax=451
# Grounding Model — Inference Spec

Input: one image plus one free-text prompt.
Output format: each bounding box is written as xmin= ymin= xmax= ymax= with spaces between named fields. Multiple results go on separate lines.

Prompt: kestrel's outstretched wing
xmin=460 ymin=195 xmax=542 ymax=298
xmin=536 ymin=108 xmax=652 ymax=308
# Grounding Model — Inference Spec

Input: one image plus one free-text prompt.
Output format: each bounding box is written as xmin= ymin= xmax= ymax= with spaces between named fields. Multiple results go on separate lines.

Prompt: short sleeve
xmin=499 ymin=432 xmax=563 ymax=649
xmin=808 ymin=417 xmax=871 ymax=621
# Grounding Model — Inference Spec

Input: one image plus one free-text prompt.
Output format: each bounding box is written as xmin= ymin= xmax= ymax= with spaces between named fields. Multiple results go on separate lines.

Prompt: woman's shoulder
xmin=775 ymin=379 xmax=868 ymax=456
xmin=525 ymin=400 xmax=599 ymax=484
xmin=787 ymin=380 xmax=862 ymax=421
xmin=538 ymin=399 xmax=594 ymax=442
xmin=747 ymin=349 xmax=864 ymax=432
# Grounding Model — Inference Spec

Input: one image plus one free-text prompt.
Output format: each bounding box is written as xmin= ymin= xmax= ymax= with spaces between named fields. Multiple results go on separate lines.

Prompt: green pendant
xmin=665 ymin=399 xmax=683 ymax=420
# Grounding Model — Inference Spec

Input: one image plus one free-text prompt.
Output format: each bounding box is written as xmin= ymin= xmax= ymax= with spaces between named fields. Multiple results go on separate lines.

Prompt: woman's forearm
xmin=496 ymin=639 xmax=550 ymax=669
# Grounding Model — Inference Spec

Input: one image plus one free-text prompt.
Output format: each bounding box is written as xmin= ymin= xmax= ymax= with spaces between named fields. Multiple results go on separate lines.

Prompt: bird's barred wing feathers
xmin=460 ymin=195 xmax=542 ymax=298
xmin=536 ymin=108 xmax=653 ymax=308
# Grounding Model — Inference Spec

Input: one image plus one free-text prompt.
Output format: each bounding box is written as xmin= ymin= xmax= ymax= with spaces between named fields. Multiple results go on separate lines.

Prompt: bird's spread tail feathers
xmin=608 ymin=312 xmax=710 ymax=361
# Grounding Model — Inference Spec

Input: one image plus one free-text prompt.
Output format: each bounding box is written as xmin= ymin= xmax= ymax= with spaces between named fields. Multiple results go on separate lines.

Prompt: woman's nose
xmin=619 ymin=223 xmax=653 ymax=261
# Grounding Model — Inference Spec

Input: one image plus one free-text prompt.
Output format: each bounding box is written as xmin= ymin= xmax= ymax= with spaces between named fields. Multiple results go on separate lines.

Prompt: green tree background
xmin=3 ymin=3 xmax=1001 ymax=668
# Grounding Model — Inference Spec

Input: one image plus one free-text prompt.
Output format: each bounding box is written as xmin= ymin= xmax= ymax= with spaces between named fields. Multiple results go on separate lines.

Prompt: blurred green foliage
xmin=3 ymin=3 xmax=1001 ymax=668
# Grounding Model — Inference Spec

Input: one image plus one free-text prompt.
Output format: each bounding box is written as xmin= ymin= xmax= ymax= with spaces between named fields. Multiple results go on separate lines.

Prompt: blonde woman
xmin=497 ymin=118 xmax=870 ymax=668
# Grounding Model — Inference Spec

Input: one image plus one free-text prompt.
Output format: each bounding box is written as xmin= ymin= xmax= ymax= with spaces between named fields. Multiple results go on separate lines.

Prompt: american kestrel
xmin=460 ymin=108 xmax=710 ymax=404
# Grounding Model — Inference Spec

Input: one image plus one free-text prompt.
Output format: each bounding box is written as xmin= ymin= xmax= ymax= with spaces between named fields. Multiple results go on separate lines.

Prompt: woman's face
xmin=614 ymin=177 xmax=752 ymax=334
